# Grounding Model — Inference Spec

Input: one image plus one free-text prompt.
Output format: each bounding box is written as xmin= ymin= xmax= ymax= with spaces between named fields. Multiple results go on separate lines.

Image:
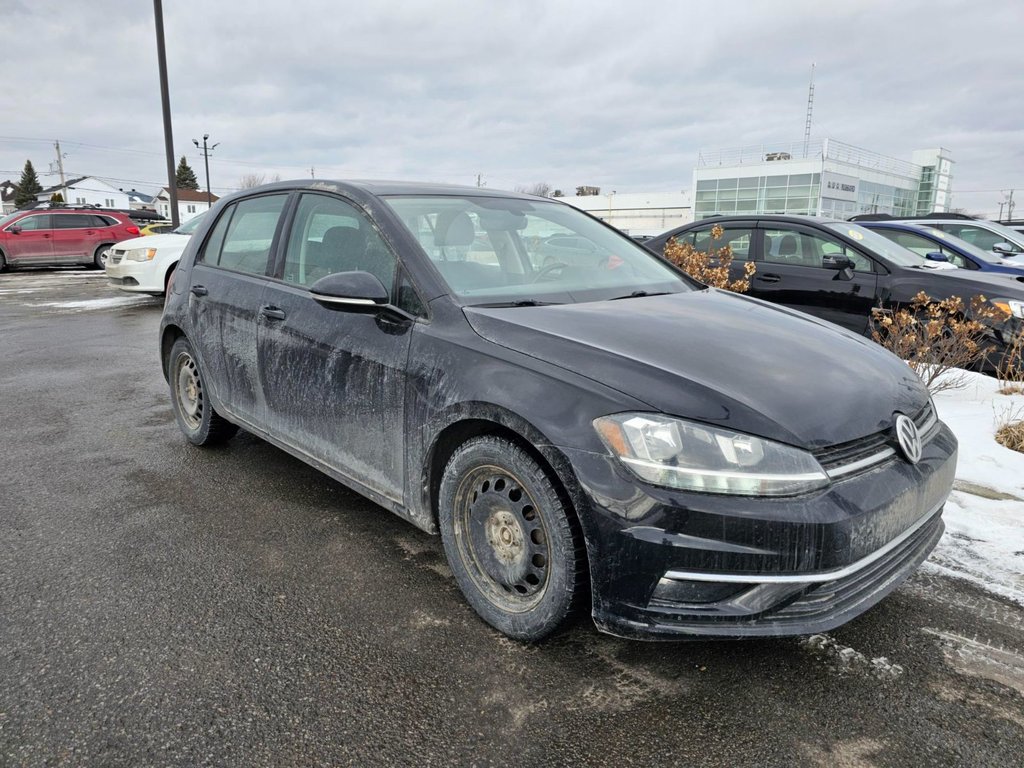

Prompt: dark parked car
xmin=160 ymin=183 xmax=957 ymax=641
xmin=644 ymin=215 xmax=1024 ymax=366
xmin=0 ymin=207 xmax=140 ymax=269
xmin=859 ymin=220 xmax=1024 ymax=278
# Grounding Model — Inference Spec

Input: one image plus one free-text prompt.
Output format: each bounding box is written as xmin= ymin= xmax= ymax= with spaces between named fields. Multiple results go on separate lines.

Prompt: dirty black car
xmin=160 ymin=182 xmax=957 ymax=641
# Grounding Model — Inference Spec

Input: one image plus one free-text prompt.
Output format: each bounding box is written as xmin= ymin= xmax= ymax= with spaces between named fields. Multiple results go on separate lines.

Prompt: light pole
xmin=153 ymin=0 xmax=179 ymax=227
xmin=192 ymin=134 xmax=219 ymax=205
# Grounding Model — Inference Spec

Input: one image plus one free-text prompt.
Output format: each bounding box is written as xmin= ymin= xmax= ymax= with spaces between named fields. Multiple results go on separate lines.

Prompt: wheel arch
xmin=160 ymin=324 xmax=186 ymax=381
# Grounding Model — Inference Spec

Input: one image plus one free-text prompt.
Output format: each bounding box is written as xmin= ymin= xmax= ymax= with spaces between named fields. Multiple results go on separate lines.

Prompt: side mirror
xmin=822 ymin=254 xmax=855 ymax=271
xmin=924 ymin=251 xmax=949 ymax=262
xmin=992 ymin=242 xmax=1016 ymax=256
xmin=309 ymin=271 xmax=389 ymax=310
xmin=7 ymin=225 xmax=21 ymax=235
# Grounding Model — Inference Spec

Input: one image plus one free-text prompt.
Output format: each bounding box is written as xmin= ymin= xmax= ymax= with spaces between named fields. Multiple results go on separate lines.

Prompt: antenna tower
xmin=803 ymin=63 xmax=815 ymax=158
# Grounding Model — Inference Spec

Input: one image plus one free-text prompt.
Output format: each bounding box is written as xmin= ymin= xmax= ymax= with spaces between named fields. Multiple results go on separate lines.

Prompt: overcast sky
xmin=1 ymin=0 xmax=1021 ymax=217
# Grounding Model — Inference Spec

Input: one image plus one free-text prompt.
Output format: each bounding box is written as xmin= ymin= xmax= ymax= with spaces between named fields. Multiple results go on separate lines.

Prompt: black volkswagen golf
xmin=160 ymin=181 xmax=957 ymax=641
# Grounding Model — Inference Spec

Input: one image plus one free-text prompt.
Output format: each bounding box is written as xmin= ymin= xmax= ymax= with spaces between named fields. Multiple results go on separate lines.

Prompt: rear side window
xmin=94 ymin=215 xmax=117 ymax=227
xmin=53 ymin=214 xmax=95 ymax=229
xmin=199 ymin=194 xmax=287 ymax=275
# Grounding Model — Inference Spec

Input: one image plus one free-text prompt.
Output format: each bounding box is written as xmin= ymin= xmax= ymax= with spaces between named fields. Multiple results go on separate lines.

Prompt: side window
xmin=943 ymin=224 xmax=1020 ymax=253
xmin=395 ymin=269 xmax=427 ymax=317
xmin=282 ymin=193 xmax=397 ymax=292
xmin=12 ymin=214 xmax=50 ymax=231
xmin=763 ymin=228 xmax=872 ymax=272
xmin=212 ymin=194 xmax=287 ymax=275
xmin=697 ymin=227 xmax=753 ymax=258
xmin=890 ymin=231 xmax=940 ymax=257
xmin=53 ymin=214 xmax=93 ymax=229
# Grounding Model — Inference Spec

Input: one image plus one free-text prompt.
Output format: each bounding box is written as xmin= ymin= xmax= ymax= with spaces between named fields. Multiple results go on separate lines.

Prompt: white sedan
xmin=105 ymin=214 xmax=205 ymax=295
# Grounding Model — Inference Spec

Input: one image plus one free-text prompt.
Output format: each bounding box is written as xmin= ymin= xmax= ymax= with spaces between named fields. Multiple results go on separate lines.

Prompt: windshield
xmin=173 ymin=212 xmax=206 ymax=235
xmin=384 ymin=195 xmax=693 ymax=305
xmin=825 ymin=222 xmax=931 ymax=268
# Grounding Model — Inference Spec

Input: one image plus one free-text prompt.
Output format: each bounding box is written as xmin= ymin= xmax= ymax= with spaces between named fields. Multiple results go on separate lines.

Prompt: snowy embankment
xmin=929 ymin=370 xmax=1024 ymax=605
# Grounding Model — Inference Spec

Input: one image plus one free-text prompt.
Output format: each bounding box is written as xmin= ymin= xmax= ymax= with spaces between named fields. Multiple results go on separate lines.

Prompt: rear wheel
xmin=439 ymin=436 xmax=586 ymax=641
xmin=0 ymin=249 xmax=7 ymax=272
xmin=167 ymin=337 xmax=238 ymax=446
xmin=93 ymin=243 xmax=112 ymax=269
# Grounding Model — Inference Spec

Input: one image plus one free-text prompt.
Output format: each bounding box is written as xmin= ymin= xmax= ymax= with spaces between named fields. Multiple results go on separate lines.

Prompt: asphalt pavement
xmin=1 ymin=269 xmax=1023 ymax=767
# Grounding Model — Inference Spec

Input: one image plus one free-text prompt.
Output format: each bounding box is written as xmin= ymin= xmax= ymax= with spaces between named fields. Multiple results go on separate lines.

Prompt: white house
xmin=125 ymin=188 xmax=156 ymax=212
xmin=1 ymin=179 xmax=19 ymax=214
xmin=36 ymin=176 xmax=130 ymax=209
xmin=155 ymin=187 xmax=219 ymax=222
xmin=558 ymin=191 xmax=693 ymax=236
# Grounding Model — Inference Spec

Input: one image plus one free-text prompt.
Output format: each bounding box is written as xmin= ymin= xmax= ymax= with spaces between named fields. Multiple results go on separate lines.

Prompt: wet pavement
xmin=1 ymin=269 xmax=1023 ymax=767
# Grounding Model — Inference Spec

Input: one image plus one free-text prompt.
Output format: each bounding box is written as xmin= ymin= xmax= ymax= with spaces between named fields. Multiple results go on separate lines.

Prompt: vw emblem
xmin=894 ymin=414 xmax=922 ymax=464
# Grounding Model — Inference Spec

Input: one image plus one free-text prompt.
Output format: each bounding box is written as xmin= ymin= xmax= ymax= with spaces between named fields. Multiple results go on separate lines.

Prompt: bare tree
xmin=514 ymin=182 xmax=552 ymax=198
xmin=238 ymin=173 xmax=266 ymax=189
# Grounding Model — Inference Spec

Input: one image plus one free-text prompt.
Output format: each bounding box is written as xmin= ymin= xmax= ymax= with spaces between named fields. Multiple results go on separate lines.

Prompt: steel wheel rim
xmin=453 ymin=464 xmax=551 ymax=612
xmin=175 ymin=352 xmax=203 ymax=431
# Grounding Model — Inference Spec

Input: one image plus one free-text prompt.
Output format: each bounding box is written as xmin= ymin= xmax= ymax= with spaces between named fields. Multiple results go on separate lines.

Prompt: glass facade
xmin=694 ymin=173 xmax=821 ymax=219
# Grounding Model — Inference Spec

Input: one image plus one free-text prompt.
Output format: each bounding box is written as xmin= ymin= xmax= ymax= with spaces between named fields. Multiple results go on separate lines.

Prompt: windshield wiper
xmin=607 ymin=290 xmax=673 ymax=301
xmin=471 ymin=299 xmax=562 ymax=308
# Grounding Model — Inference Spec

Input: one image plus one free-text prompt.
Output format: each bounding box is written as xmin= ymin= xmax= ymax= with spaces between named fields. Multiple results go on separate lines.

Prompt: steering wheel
xmin=531 ymin=261 xmax=569 ymax=282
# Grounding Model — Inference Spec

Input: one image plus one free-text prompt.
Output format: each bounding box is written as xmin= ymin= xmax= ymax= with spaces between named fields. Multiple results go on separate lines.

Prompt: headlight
xmin=594 ymin=413 xmax=829 ymax=496
xmin=991 ymin=298 xmax=1024 ymax=319
xmin=125 ymin=247 xmax=157 ymax=262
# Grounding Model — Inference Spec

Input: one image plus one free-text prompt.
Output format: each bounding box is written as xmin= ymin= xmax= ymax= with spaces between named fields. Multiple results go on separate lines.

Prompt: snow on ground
xmin=29 ymin=297 xmax=152 ymax=311
xmin=929 ymin=370 xmax=1024 ymax=604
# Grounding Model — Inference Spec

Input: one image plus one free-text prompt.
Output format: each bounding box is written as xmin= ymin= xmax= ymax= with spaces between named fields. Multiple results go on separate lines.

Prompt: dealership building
xmin=692 ymin=138 xmax=953 ymax=221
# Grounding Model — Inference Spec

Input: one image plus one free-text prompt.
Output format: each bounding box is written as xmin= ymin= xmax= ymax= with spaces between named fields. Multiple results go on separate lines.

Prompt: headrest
xmin=434 ymin=211 xmax=475 ymax=248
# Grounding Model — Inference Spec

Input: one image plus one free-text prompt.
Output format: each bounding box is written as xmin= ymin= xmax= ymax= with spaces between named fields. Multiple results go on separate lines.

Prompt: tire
xmin=93 ymin=243 xmax=112 ymax=269
xmin=167 ymin=337 xmax=238 ymax=446
xmin=438 ymin=436 xmax=586 ymax=641
xmin=0 ymin=249 xmax=7 ymax=272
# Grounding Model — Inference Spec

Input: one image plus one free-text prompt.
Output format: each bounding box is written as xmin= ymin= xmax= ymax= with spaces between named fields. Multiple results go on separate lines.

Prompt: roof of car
xmin=249 ymin=179 xmax=546 ymax=200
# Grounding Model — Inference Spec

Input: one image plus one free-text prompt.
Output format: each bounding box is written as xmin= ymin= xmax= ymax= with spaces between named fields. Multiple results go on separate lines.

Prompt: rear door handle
xmin=261 ymin=305 xmax=287 ymax=321
xmin=757 ymin=274 xmax=782 ymax=283
xmin=190 ymin=285 xmax=208 ymax=297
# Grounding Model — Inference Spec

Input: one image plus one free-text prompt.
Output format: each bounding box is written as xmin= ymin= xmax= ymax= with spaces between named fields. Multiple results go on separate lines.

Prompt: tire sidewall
xmin=94 ymin=244 xmax=111 ymax=269
xmin=168 ymin=337 xmax=215 ymax=445
xmin=439 ymin=436 xmax=579 ymax=641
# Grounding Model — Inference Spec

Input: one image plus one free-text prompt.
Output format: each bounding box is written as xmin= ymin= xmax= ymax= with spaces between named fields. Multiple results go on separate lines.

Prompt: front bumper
xmin=105 ymin=256 xmax=163 ymax=292
xmin=563 ymin=422 xmax=957 ymax=640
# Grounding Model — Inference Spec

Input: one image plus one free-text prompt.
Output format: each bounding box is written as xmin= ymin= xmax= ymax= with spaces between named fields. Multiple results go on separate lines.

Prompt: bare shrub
xmin=662 ymin=225 xmax=756 ymax=292
xmin=995 ymin=405 xmax=1024 ymax=453
xmin=870 ymin=291 xmax=1008 ymax=394
xmin=997 ymin=333 xmax=1024 ymax=395
xmin=238 ymin=173 xmax=266 ymax=189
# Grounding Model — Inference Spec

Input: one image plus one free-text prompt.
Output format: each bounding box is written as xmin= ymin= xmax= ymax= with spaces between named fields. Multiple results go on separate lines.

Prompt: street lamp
xmin=192 ymin=134 xmax=220 ymax=206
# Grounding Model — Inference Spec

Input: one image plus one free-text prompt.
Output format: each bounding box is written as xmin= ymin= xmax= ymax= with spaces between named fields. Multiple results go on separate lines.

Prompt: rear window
xmin=199 ymin=194 xmax=287 ymax=276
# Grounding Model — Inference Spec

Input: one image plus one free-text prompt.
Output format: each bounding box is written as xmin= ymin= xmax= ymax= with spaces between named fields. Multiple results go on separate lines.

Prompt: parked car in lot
xmin=851 ymin=214 xmax=1024 ymax=258
xmin=160 ymin=181 xmax=958 ymax=641
xmin=0 ymin=208 xmax=140 ymax=270
xmin=859 ymin=220 xmax=1024 ymax=278
xmin=644 ymin=215 xmax=1024 ymax=368
xmin=106 ymin=213 xmax=206 ymax=295
xmin=139 ymin=221 xmax=175 ymax=237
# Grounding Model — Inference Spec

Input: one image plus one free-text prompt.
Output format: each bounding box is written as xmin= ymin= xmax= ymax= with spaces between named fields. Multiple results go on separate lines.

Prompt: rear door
xmin=3 ymin=214 xmax=53 ymax=264
xmin=257 ymin=191 xmax=415 ymax=504
xmin=187 ymin=193 xmax=290 ymax=426
xmin=50 ymin=213 xmax=97 ymax=262
xmin=752 ymin=223 xmax=879 ymax=334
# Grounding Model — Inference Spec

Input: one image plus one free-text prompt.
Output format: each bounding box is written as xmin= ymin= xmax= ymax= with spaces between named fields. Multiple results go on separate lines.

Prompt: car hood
xmin=464 ymin=290 xmax=927 ymax=450
xmin=918 ymin=268 xmax=1024 ymax=293
xmin=113 ymin=233 xmax=191 ymax=250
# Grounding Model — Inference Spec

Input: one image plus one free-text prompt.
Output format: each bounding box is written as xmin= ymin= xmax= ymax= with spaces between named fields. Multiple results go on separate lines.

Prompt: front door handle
xmin=190 ymin=285 xmax=208 ymax=297
xmin=261 ymin=305 xmax=287 ymax=321
xmin=757 ymin=273 xmax=782 ymax=283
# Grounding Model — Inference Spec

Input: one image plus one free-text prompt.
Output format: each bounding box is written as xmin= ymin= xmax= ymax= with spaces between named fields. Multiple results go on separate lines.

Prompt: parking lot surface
xmin=2 ymin=270 xmax=1023 ymax=767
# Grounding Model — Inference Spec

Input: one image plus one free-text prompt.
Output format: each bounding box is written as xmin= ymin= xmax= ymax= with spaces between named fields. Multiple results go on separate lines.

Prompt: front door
xmin=753 ymin=225 xmax=879 ymax=334
xmin=187 ymin=193 xmax=289 ymax=425
xmin=3 ymin=213 xmax=53 ymax=264
xmin=257 ymin=192 xmax=413 ymax=504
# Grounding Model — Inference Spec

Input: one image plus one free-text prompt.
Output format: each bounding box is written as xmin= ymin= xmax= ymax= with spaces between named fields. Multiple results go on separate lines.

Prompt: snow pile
xmin=929 ymin=370 xmax=1024 ymax=605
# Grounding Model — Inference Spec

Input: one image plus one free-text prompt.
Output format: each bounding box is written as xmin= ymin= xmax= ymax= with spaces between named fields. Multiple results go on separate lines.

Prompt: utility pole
xmin=310 ymin=166 xmax=315 ymax=179
xmin=476 ymin=174 xmax=483 ymax=187
xmin=1008 ymin=189 xmax=1016 ymax=221
xmin=153 ymin=0 xmax=179 ymax=227
xmin=192 ymin=133 xmax=220 ymax=205
xmin=53 ymin=140 xmax=67 ymax=202
xmin=999 ymin=201 xmax=1006 ymax=221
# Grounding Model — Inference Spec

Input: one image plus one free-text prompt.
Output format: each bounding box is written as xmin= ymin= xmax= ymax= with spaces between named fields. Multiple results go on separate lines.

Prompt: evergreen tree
xmin=14 ymin=160 xmax=43 ymax=207
xmin=175 ymin=156 xmax=200 ymax=190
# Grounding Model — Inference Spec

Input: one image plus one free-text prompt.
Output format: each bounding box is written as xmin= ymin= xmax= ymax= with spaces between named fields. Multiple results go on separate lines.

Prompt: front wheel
xmin=439 ymin=436 xmax=586 ymax=641
xmin=0 ymin=250 xmax=7 ymax=272
xmin=167 ymin=337 xmax=238 ymax=446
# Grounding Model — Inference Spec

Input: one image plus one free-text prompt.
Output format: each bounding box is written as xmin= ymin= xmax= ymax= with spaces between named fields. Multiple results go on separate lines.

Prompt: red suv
xmin=0 ymin=208 xmax=140 ymax=270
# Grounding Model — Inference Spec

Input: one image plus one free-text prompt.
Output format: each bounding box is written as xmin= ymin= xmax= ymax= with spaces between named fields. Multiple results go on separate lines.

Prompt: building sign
xmin=821 ymin=171 xmax=859 ymax=202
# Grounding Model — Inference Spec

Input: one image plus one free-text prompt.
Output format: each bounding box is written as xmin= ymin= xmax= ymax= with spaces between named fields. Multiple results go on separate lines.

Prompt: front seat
xmin=316 ymin=226 xmax=366 ymax=279
xmin=776 ymin=233 xmax=800 ymax=264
